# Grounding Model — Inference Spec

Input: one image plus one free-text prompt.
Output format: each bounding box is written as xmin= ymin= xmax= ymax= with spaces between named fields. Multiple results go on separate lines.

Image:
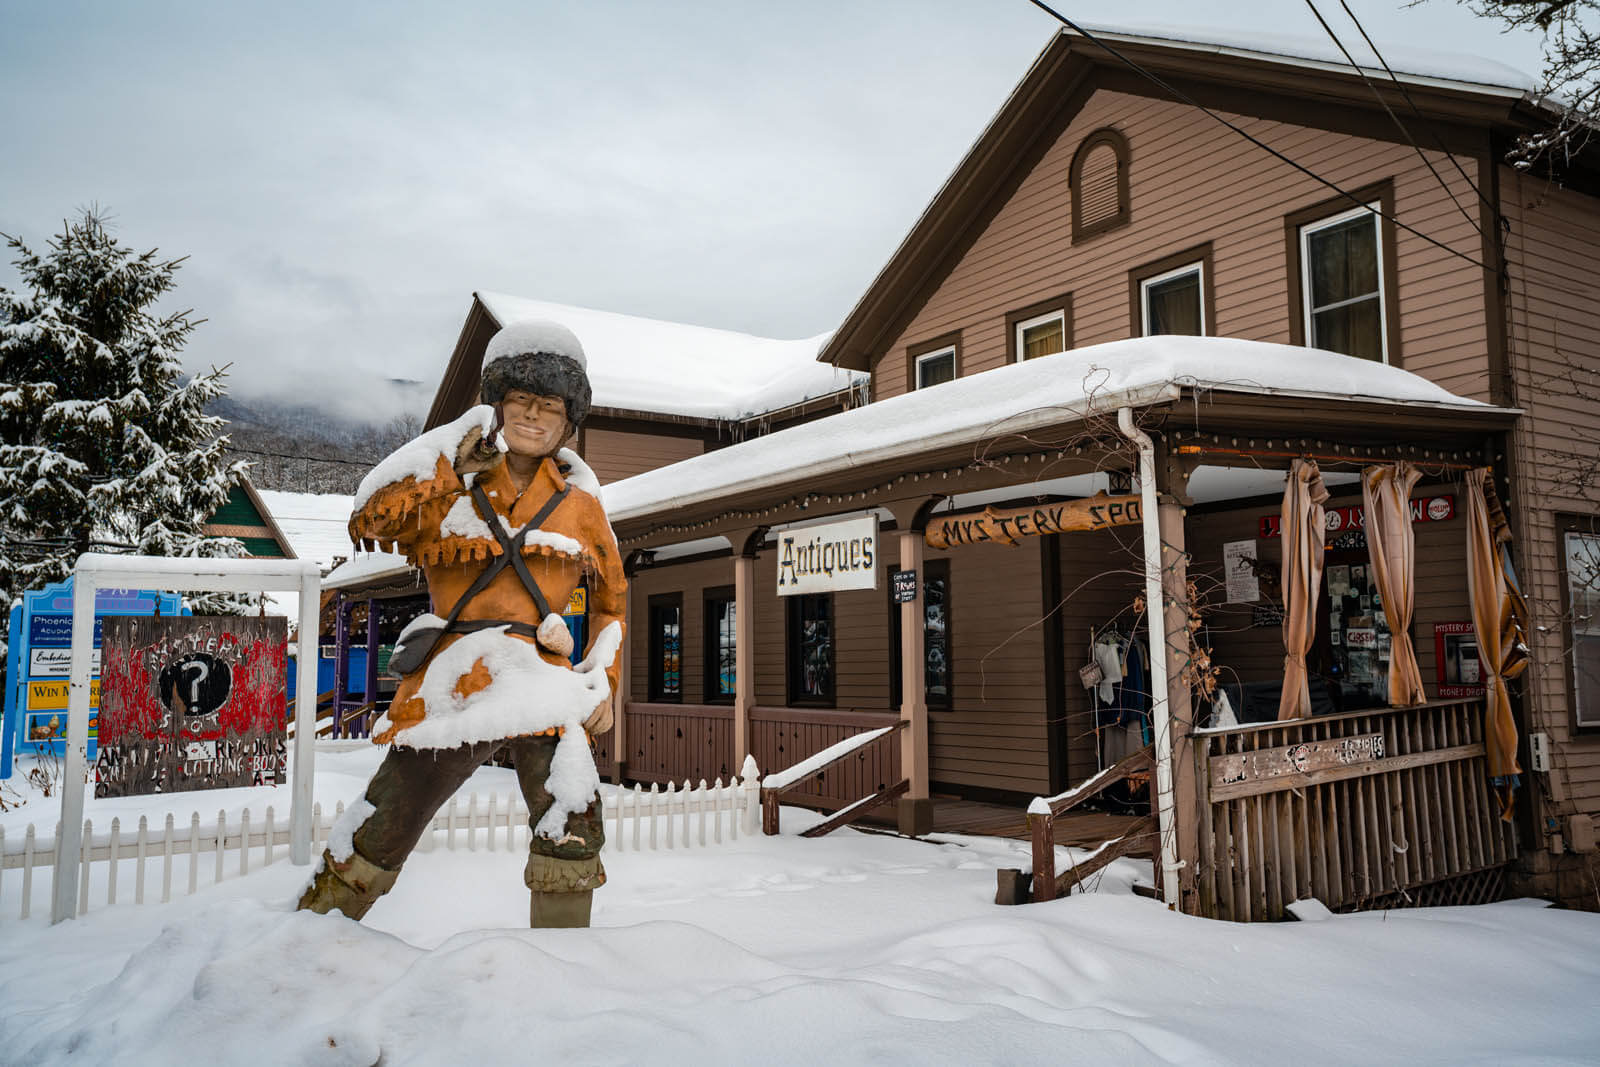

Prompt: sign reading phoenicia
xmin=776 ymin=514 xmax=879 ymax=596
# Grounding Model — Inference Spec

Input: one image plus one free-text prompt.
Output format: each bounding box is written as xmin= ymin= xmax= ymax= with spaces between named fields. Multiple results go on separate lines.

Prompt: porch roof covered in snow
xmin=606 ymin=335 xmax=1518 ymax=548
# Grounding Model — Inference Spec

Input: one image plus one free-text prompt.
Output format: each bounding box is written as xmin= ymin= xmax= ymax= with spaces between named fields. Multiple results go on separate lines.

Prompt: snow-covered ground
xmin=1 ymin=746 xmax=1596 ymax=1066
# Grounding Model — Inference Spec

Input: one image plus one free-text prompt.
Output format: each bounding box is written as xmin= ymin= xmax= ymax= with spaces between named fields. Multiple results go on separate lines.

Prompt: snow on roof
xmin=606 ymin=335 xmax=1508 ymax=523
xmin=323 ymin=551 xmax=413 ymax=591
xmin=255 ymin=490 xmax=357 ymax=573
xmin=476 ymin=293 xmax=866 ymax=422
xmin=1068 ymin=19 xmax=1536 ymax=94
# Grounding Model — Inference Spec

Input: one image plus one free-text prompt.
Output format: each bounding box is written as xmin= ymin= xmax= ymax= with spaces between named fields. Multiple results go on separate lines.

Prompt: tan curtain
xmin=1278 ymin=459 xmax=1329 ymax=720
xmin=1464 ymin=468 xmax=1529 ymax=816
xmin=1362 ymin=463 xmax=1427 ymax=706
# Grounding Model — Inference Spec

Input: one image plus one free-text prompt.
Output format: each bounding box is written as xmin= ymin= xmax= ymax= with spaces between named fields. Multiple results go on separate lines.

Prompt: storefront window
xmin=890 ymin=561 xmax=951 ymax=708
xmin=787 ymin=593 xmax=833 ymax=704
xmin=704 ymin=588 xmax=736 ymax=703
xmin=1566 ymin=531 xmax=1600 ymax=727
xmin=647 ymin=594 xmax=682 ymax=703
xmin=1323 ymin=548 xmax=1390 ymax=709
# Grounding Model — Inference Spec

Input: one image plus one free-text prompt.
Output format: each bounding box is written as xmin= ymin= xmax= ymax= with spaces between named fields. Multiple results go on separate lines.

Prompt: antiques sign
xmin=925 ymin=493 xmax=1142 ymax=549
xmin=1259 ymin=494 xmax=1455 ymax=538
xmin=1212 ymin=733 xmax=1386 ymax=790
xmin=94 ymin=615 xmax=288 ymax=798
xmin=776 ymin=514 xmax=879 ymax=596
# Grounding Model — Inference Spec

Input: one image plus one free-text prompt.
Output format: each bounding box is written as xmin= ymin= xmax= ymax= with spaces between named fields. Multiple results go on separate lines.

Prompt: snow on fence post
xmin=486 ymin=794 xmax=498 ymax=851
xmin=214 ymin=811 xmax=226 ymax=887
xmin=240 ymin=809 xmax=251 ymax=877
xmin=187 ymin=814 xmax=200 ymax=896
xmin=162 ymin=815 xmax=175 ymax=904
xmin=108 ymin=818 xmax=123 ymax=906
xmin=21 ymin=825 xmax=38 ymax=920
xmin=135 ymin=816 xmax=149 ymax=905
xmin=78 ymin=820 xmax=92 ymax=916
xmin=631 ymin=786 xmax=642 ymax=851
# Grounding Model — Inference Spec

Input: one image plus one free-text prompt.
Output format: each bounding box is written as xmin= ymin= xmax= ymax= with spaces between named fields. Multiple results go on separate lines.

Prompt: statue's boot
xmin=529 ymin=889 xmax=593 ymax=928
xmin=296 ymin=847 xmax=400 ymax=921
xmin=525 ymin=851 xmax=604 ymax=928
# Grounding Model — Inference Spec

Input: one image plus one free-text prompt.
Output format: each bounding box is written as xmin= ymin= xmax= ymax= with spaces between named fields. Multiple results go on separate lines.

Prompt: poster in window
xmin=1223 ymin=540 xmax=1260 ymax=603
xmin=93 ymin=615 xmax=288 ymax=797
xmin=1433 ymin=621 xmax=1484 ymax=698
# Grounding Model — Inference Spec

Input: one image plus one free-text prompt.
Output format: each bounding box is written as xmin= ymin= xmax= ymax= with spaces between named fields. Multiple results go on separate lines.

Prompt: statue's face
xmin=500 ymin=391 xmax=568 ymax=458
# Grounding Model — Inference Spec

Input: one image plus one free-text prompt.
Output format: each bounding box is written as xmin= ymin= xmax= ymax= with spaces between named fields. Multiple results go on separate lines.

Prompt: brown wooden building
xmin=588 ymin=27 xmax=1599 ymax=915
xmin=402 ymin=27 xmax=1600 ymax=915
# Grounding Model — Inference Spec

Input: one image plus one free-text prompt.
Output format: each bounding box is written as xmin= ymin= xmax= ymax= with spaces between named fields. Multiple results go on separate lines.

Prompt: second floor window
xmin=1140 ymin=262 xmax=1205 ymax=336
xmin=915 ymin=346 xmax=956 ymax=388
xmin=1300 ymin=204 xmax=1386 ymax=361
xmin=1015 ymin=310 xmax=1067 ymax=360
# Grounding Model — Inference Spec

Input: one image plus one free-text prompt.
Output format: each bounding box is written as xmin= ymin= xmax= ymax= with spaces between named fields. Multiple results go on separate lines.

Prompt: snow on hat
xmin=479 ymin=319 xmax=593 ymax=430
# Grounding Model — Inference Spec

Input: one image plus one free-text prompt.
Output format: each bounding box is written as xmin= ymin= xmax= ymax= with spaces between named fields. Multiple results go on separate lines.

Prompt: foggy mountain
xmin=212 ymin=381 xmax=430 ymax=494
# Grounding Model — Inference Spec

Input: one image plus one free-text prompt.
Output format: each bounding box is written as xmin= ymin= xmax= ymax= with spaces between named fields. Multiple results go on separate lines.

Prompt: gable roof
xmin=425 ymin=292 xmax=866 ymax=429
xmin=818 ymin=23 xmax=1551 ymax=372
xmin=202 ymin=475 xmax=296 ymax=559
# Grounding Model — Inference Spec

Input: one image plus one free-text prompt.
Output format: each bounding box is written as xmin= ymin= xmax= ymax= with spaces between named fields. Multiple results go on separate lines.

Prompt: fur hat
xmin=480 ymin=320 xmax=592 ymax=431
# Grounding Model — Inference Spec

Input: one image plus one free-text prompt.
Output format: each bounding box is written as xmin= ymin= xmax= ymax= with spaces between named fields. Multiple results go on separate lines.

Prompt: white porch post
xmin=897 ymin=528 xmax=932 ymax=835
xmin=734 ymin=550 xmax=756 ymax=767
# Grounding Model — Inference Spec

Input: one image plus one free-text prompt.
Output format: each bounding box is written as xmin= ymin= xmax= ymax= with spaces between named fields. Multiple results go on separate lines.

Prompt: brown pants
xmin=352 ymin=734 xmax=606 ymax=888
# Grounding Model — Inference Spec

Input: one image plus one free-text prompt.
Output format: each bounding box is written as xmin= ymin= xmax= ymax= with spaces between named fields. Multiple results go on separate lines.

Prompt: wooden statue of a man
xmin=297 ymin=320 xmax=626 ymax=928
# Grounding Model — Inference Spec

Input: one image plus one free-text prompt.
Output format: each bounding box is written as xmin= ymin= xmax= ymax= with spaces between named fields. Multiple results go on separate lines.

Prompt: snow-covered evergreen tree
xmin=0 ymin=210 xmax=250 ymax=636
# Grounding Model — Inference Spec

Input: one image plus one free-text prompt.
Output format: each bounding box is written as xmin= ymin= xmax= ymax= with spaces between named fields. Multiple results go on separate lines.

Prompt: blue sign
xmin=29 ymin=614 xmax=105 ymax=648
xmin=3 ymin=577 xmax=186 ymax=777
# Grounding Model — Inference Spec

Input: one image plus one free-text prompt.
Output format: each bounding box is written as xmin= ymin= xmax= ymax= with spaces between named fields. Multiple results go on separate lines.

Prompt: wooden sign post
xmin=924 ymin=492 xmax=1143 ymax=549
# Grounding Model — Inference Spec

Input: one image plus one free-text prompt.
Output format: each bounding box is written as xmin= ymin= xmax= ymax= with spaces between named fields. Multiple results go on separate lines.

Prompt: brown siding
xmin=874 ymin=89 xmax=1489 ymax=403
xmin=582 ymin=427 xmax=704 ymax=484
xmin=930 ymin=541 xmax=1051 ymax=797
xmin=1501 ymin=168 xmax=1600 ymax=817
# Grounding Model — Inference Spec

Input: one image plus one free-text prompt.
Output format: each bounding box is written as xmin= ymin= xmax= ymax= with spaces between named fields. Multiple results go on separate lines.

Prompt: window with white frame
xmin=1140 ymin=262 xmax=1205 ymax=336
xmin=1015 ymin=310 xmax=1067 ymax=361
xmin=1566 ymin=530 xmax=1600 ymax=728
xmin=915 ymin=346 xmax=956 ymax=389
xmin=1300 ymin=204 xmax=1386 ymax=361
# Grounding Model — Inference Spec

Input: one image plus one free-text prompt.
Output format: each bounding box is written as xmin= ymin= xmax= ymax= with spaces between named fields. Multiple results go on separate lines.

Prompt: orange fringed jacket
xmin=348 ymin=449 xmax=627 ymax=746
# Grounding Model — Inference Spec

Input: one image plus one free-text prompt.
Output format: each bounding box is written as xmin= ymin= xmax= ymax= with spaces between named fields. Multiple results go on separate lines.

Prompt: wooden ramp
xmin=857 ymin=798 xmax=1149 ymax=849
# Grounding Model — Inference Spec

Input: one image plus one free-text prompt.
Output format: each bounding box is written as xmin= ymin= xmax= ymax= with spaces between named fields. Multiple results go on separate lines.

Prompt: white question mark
xmin=183 ymin=660 xmax=209 ymax=710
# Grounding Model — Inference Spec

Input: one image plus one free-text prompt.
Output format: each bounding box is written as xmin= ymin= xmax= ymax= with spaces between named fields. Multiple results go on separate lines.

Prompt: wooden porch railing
xmin=1193 ymin=697 xmax=1516 ymax=921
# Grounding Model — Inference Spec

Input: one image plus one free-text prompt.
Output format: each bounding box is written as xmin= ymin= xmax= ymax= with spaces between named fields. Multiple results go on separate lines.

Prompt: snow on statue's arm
xmin=347 ymin=406 xmax=502 ymax=553
xmin=570 ymin=479 xmax=628 ymax=733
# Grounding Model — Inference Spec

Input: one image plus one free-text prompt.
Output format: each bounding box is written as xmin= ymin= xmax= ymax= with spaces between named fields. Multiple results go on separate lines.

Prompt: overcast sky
xmin=2 ymin=1 xmax=1546 ymax=420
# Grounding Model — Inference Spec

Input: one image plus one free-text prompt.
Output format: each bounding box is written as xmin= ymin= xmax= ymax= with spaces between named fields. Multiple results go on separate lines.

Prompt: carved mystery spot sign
xmin=924 ymin=492 xmax=1143 ymax=549
xmin=94 ymin=615 xmax=287 ymax=797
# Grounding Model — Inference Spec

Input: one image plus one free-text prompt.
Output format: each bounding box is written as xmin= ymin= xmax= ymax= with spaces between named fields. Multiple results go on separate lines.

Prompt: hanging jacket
xmin=348 ymin=442 xmax=626 ymax=749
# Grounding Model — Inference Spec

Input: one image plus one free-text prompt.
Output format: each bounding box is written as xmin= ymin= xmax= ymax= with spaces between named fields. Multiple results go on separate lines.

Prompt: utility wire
xmin=1023 ymin=0 xmax=1493 ymax=274
xmin=226 ymin=445 xmax=378 ymax=468
xmin=1336 ymin=0 xmax=1503 ymax=224
xmin=1302 ymin=0 xmax=1481 ymax=236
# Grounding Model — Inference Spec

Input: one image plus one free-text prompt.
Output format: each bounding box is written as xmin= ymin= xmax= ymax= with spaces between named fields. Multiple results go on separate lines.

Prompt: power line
xmin=1023 ymin=1 xmax=1493 ymax=274
xmin=226 ymin=445 xmax=379 ymax=468
xmin=1335 ymin=0 xmax=1502 ymax=225
xmin=1302 ymin=0 xmax=1481 ymax=237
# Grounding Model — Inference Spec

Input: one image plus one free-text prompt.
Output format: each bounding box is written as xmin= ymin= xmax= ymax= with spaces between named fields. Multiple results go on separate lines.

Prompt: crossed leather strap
xmin=424 ymin=481 xmax=573 ymax=645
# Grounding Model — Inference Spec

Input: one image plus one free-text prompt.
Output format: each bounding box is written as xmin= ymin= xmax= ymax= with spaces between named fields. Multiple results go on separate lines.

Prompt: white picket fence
xmin=0 ymin=770 xmax=761 ymax=922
